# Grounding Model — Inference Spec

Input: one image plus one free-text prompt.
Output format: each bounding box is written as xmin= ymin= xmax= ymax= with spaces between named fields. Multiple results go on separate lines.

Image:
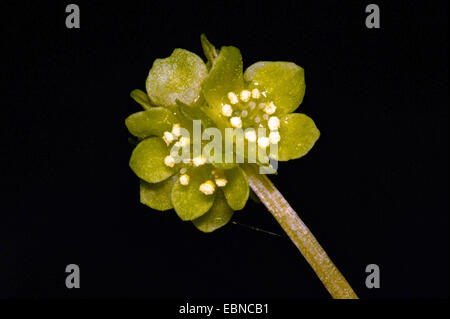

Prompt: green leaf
xmin=129 ymin=137 xmax=176 ymax=183
xmin=130 ymin=89 xmax=152 ymax=110
xmin=125 ymin=107 xmax=178 ymax=139
xmin=247 ymin=62 xmax=306 ymax=115
xmin=171 ymin=166 xmax=216 ymax=221
xmin=192 ymin=189 xmax=234 ymax=233
xmin=202 ymin=46 xmax=245 ymax=111
xmin=146 ymin=49 xmax=208 ymax=107
xmin=277 ymin=113 xmax=320 ymax=161
xmin=200 ymin=34 xmax=219 ymax=69
xmin=140 ymin=175 xmax=177 ymax=211
xmin=223 ymin=167 xmax=249 ymax=210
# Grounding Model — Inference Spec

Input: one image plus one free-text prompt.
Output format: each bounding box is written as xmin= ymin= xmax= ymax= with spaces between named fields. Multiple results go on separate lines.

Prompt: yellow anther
xmin=164 ymin=155 xmax=175 ymax=167
xmin=193 ymin=155 xmax=207 ymax=167
xmin=230 ymin=116 xmax=242 ymax=128
xmin=264 ymin=102 xmax=277 ymax=115
xmin=179 ymin=174 xmax=190 ymax=185
xmin=163 ymin=131 xmax=175 ymax=145
xmin=221 ymin=104 xmax=233 ymax=117
xmin=240 ymin=90 xmax=251 ymax=102
xmin=227 ymin=92 xmax=239 ymax=104
xmin=268 ymin=116 xmax=280 ymax=130
xmin=269 ymin=131 xmax=281 ymax=144
xmin=215 ymin=178 xmax=228 ymax=187
xmin=244 ymin=130 xmax=257 ymax=142
xmin=251 ymin=88 xmax=261 ymax=99
xmin=258 ymin=136 xmax=270 ymax=148
xmin=172 ymin=123 xmax=181 ymax=137
xmin=199 ymin=180 xmax=215 ymax=195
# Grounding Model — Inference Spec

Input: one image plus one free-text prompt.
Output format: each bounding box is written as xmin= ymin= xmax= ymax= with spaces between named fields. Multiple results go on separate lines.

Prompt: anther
xmin=258 ymin=136 xmax=270 ymax=148
xmin=268 ymin=116 xmax=280 ymax=130
xmin=244 ymin=130 xmax=257 ymax=142
xmin=163 ymin=131 xmax=175 ymax=145
xmin=164 ymin=155 xmax=175 ymax=167
xmin=179 ymin=174 xmax=190 ymax=185
xmin=251 ymin=88 xmax=261 ymax=99
xmin=193 ymin=155 xmax=206 ymax=167
xmin=199 ymin=180 xmax=215 ymax=195
xmin=264 ymin=102 xmax=277 ymax=115
xmin=240 ymin=90 xmax=251 ymax=102
xmin=221 ymin=104 xmax=233 ymax=117
xmin=230 ymin=116 xmax=242 ymax=128
xmin=269 ymin=131 xmax=281 ymax=144
xmin=227 ymin=92 xmax=239 ymax=104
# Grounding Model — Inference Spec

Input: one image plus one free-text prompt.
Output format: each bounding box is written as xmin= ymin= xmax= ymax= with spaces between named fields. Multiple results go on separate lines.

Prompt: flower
xmin=125 ymin=35 xmax=320 ymax=232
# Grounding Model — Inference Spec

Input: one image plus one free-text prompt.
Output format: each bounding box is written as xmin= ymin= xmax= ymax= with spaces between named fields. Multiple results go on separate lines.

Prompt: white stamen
xmin=221 ymin=104 xmax=233 ymax=117
xmin=263 ymin=114 xmax=269 ymax=121
xmin=251 ymin=88 xmax=261 ymax=99
xmin=230 ymin=116 xmax=242 ymax=128
xmin=258 ymin=136 xmax=270 ymax=148
xmin=258 ymin=103 xmax=266 ymax=109
xmin=172 ymin=123 xmax=181 ymax=137
xmin=179 ymin=174 xmax=190 ymax=185
xmin=241 ymin=110 xmax=248 ymax=118
xmin=268 ymin=116 xmax=280 ymax=130
xmin=179 ymin=136 xmax=190 ymax=147
xmin=269 ymin=131 xmax=281 ymax=144
xmin=254 ymin=116 xmax=261 ymax=124
xmin=244 ymin=130 xmax=257 ymax=142
xmin=199 ymin=180 xmax=215 ymax=195
xmin=240 ymin=90 xmax=251 ymax=102
xmin=248 ymin=101 xmax=256 ymax=110
xmin=193 ymin=155 xmax=206 ymax=167
xmin=264 ymin=102 xmax=277 ymax=115
xmin=164 ymin=155 xmax=175 ymax=167
xmin=180 ymin=168 xmax=187 ymax=174
xmin=163 ymin=131 xmax=174 ymax=145
xmin=215 ymin=178 xmax=228 ymax=187
xmin=227 ymin=92 xmax=239 ymax=104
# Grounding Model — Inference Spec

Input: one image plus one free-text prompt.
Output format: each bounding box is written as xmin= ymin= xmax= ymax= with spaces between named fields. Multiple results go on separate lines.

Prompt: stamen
xmin=258 ymin=136 xmax=270 ymax=148
xmin=268 ymin=116 xmax=280 ymax=130
xmin=269 ymin=131 xmax=281 ymax=144
xmin=179 ymin=136 xmax=190 ymax=147
xmin=241 ymin=110 xmax=248 ymax=118
xmin=221 ymin=104 xmax=233 ymax=117
xmin=254 ymin=116 xmax=261 ymax=124
xmin=163 ymin=131 xmax=174 ymax=145
xmin=179 ymin=174 xmax=190 ymax=185
xmin=227 ymin=92 xmax=239 ymax=104
xmin=251 ymin=88 xmax=261 ymax=99
xmin=258 ymin=102 xmax=266 ymax=110
xmin=230 ymin=116 xmax=242 ymax=128
xmin=215 ymin=178 xmax=228 ymax=187
xmin=248 ymin=101 xmax=256 ymax=110
xmin=180 ymin=168 xmax=187 ymax=174
xmin=240 ymin=90 xmax=251 ymax=102
xmin=193 ymin=155 xmax=206 ymax=167
xmin=264 ymin=102 xmax=277 ymax=115
xmin=172 ymin=123 xmax=181 ymax=137
xmin=164 ymin=155 xmax=175 ymax=167
xmin=263 ymin=114 xmax=269 ymax=121
xmin=244 ymin=130 xmax=257 ymax=142
xmin=199 ymin=180 xmax=215 ymax=195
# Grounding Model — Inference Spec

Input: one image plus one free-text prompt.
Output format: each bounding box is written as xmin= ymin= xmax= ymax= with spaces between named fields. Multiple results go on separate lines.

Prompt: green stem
xmin=242 ymin=164 xmax=358 ymax=299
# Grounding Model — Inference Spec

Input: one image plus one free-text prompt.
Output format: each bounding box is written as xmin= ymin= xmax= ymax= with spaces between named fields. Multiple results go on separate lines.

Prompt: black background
xmin=1 ymin=0 xmax=448 ymax=299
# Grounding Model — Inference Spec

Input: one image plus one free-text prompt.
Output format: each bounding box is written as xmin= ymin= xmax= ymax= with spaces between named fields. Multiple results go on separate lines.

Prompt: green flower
xmin=125 ymin=35 xmax=320 ymax=232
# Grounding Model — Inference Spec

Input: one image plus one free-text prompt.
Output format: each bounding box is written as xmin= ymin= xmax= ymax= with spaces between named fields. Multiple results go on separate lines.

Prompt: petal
xmin=246 ymin=62 xmax=306 ymax=115
xmin=277 ymin=113 xmax=320 ymax=161
xmin=130 ymin=89 xmax=152 ymax=110
xmin=243 ymin=61 xmax=270 ymax=83
xmin=222 ymin=167 xmax=249 ymax=210
xmin=171 ymin=166 xmax=216 ymax=221
xmin=140 ymin=175 xmax=177 ymax=211
xmin=192 ymin=189 xmax=234 ymax=233
xmin=129 ymin=137 xmax=176 ymax=183
xmin=125 ymin=107 xmax=177 ymax=139
xmin=201 ymin=46 xmax=245 ymax=111
xmin=146 ymin=49 xmax=208 ymax=107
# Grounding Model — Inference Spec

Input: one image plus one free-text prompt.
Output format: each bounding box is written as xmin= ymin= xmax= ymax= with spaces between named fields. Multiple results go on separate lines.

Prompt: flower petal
xmin=246 ymin=62 xmax=306 ymax=115
xmin=222 ymin=167 xmax=249 ymax=210
xmin=202 ymin=46 xmax=245 ymax=111
xmin=192 ymin=189 xmax=234 ymax=233
xmin=277 ymin=113 xmax=320 ymax=161
xmin=140 ymin=175 xmax=177 ymax=211
xmin=125 ymin=107 xmax=177 ymax=139
xmin=129 ymin=137 xmax=176 ymax=183
xmin=146 ymin=49 xmax=208 ymax=107
xmin=130 ymin=89 xmax=152 ymax=110
xmin=171 ymin=166 xmax=216 ymax=221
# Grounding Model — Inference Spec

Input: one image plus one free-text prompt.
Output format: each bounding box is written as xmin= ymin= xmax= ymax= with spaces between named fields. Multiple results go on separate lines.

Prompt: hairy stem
xmin=242 ymin=164 xmax=358 ymax=299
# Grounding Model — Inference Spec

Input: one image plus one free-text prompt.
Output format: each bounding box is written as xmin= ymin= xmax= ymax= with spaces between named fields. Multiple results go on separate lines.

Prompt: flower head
xmin=125 ymin=35 xmax=320 ymax=232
